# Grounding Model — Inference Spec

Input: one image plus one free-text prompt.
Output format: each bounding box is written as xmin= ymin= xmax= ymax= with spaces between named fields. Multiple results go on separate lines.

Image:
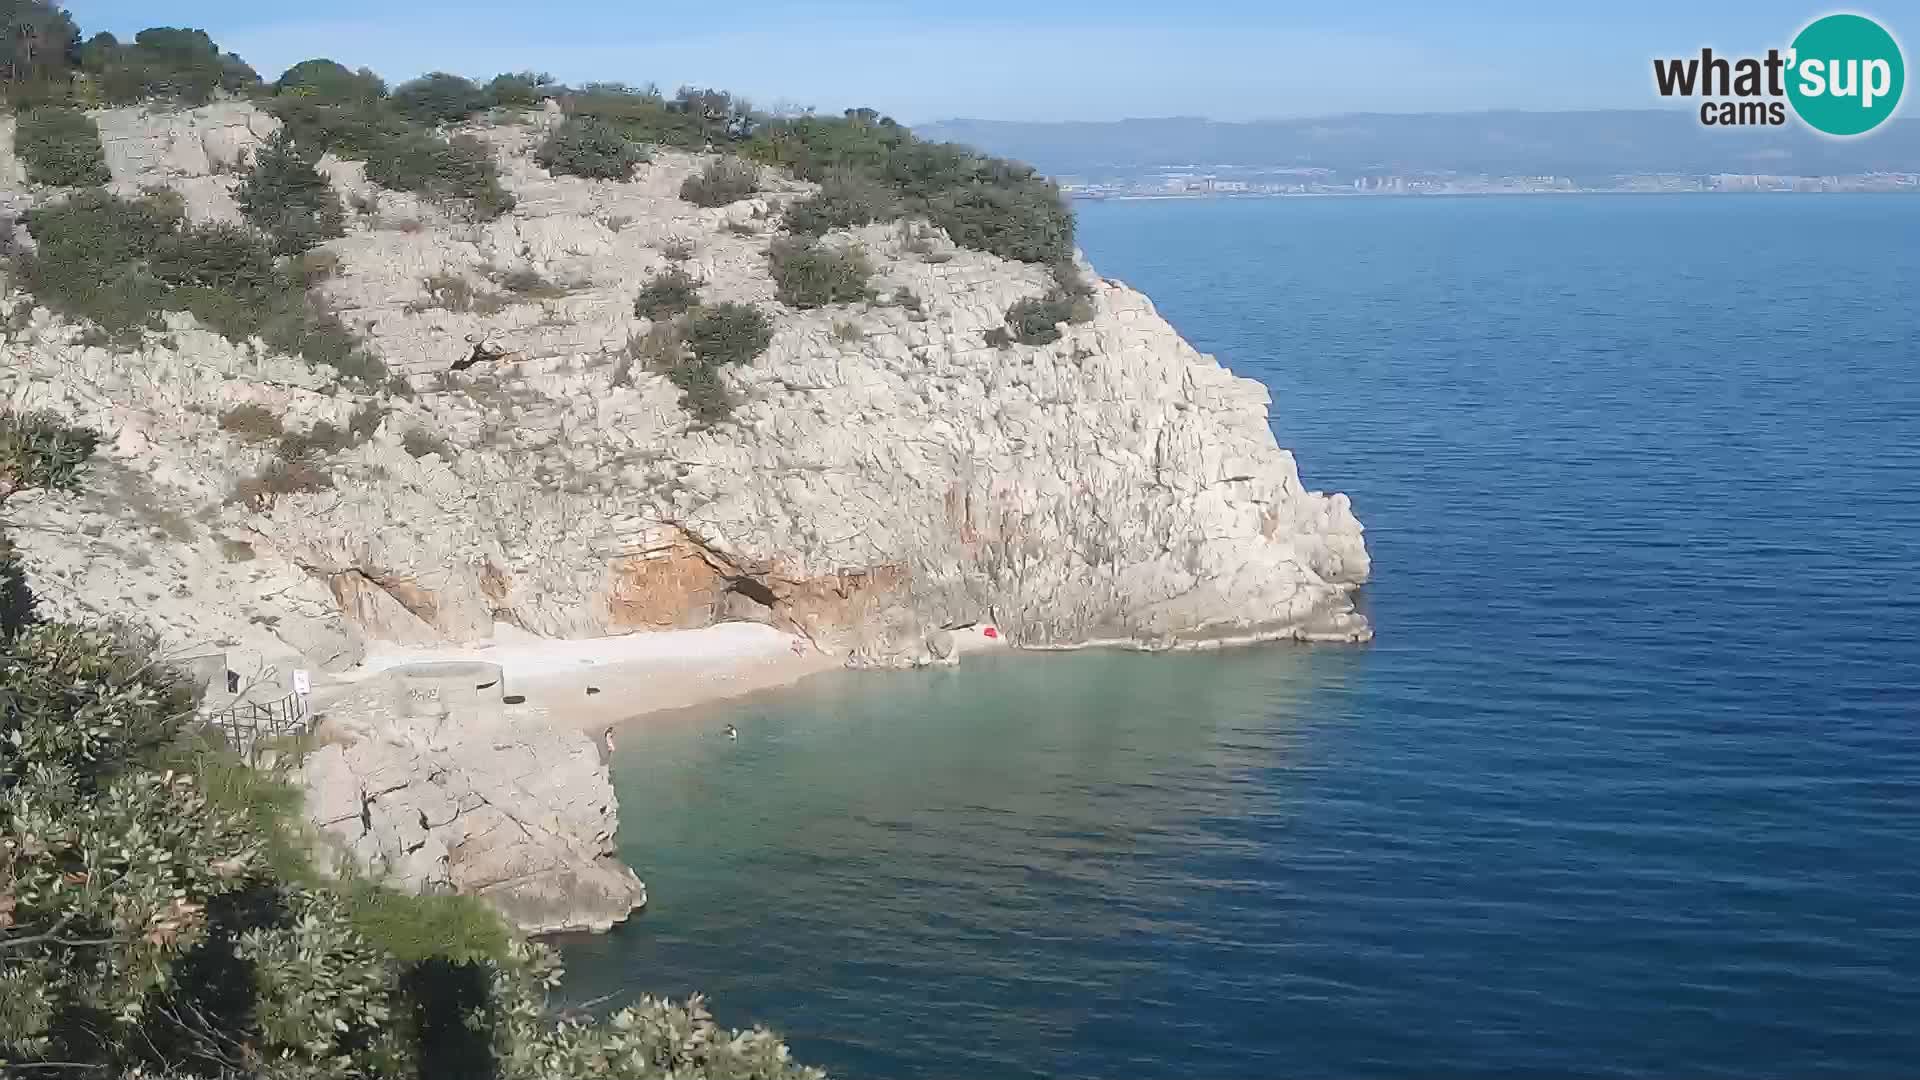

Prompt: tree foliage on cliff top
xmin=264 ymin=63 xmax=516 ymax=220
xmin=560 ymin=83 xmax=754 ymax=149
xmin=0 ymin=408 xmax=826 ymax=1079
xmin=80 ymin=25 xmax=261 ymax=106
xmin=747 ymin=108 xmax=1075 ymax=266
xmin=0 ymin=0 xmax=82 ymax=101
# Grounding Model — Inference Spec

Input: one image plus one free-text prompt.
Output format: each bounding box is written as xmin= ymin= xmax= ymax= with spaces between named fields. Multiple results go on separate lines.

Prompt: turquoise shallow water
xmin=564 ymin=194 xmax=1920 ymax=1078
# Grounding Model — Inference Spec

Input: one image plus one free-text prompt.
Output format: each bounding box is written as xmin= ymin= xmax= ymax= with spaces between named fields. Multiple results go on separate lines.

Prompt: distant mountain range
xmin=913 ymin=111 xmax=1920 ymax=180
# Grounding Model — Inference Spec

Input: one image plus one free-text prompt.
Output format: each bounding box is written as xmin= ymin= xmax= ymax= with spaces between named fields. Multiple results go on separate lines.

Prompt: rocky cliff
xmin=0 ymin=99 xmax=1368 ymax=931
xmin=3 ymin=100 xmax=1369 ymax=671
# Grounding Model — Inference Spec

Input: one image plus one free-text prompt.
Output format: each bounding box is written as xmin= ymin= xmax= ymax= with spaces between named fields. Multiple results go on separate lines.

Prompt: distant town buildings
xmin=1059 ymin=168 xmax=1920 ymax=200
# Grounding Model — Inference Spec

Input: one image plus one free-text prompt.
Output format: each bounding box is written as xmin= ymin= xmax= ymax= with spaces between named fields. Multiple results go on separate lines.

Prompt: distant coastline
xmin=1078 ymin=185 xmax=1920 ymax=202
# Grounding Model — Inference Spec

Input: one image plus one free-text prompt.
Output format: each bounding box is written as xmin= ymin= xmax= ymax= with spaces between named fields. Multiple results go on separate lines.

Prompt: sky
xmin=67 ymin=1 xmax=1912 ymax=124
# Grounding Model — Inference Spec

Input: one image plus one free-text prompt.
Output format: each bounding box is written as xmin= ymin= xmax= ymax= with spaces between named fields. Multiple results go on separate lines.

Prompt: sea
xmin=560 ymin=194 xmax=1920 ymax=1079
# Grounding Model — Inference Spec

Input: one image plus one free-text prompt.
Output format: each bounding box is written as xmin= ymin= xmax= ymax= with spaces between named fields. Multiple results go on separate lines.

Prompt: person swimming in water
xmin=723 ymin=723 xmax=738 ymax=740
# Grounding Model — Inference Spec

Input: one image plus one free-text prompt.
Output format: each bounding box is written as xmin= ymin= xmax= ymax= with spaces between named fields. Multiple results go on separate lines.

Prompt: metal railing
xmin=206 ymin=690 xmax=311 ymax=762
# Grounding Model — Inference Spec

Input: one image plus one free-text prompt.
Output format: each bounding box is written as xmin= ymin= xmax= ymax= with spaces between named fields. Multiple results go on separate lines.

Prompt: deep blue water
xmin=564 ymin=194 xmax=1920 ymax=1078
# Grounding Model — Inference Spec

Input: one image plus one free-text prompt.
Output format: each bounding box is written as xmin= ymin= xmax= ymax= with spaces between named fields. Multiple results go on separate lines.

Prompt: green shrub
xmin=274 ymin=58 xmax=385 ymax=102
xmin=217 ymin=403 xmax=284 ymax=441
xmin=15 ymin=190 xmax=385 ymax=381
xmin=684 ymin=302 xmax=772 ymax=368
xmin=0 ymin=533 xmax=31 ymax=638
xmin=265 ymin=95 xmax=410 ymax=157
xmin=767 ymin=237 xmax=871 ymax=309
xmin=679 ymin=156 xmax=759 ymax=207
xmin=0 ymin=622 xmax=194 ymax=788
xmin=1004 ymin=293 xmax=1086 ymax=346
xmin=562 ymin=84 xmax=754 ymax=149
xmin=346 ymin=399 xmax=385 ymax=441
xmin=391 ymin=71 xmax=485 ymax=125
xmin=482 ymin=71 xmax=550 ymax=109
xmin=984 ymin=326 xmax=1013 ymax=349
xmin=408 ymin=272 xmax=511 ymax=315
xmin=745 ymin=111 xmax=1076 ymax=265
xmin=235 ymin=129 xmax=346 ymax=254
xmin=152 ymin=222 xmax=279 ymax=294
xmin=634 ymin=268 xmax=700 ymax=320
xmin=1052 ymin=258 xmax=1093 ymax=297
xmin=536 ymin=116 xmax=646 ymax=180
xmin=293 ymin=247 xmax=343 ymax=287
xmin=277 ymin=418 xmax=360 ymax=461
xmin=783 ymin=169 xmax=899 ymax=235
xmin=670 ymin=86 xmax=755 ymax=143
xmin=890 ymin=286 xmax=924 ymax=316
xmin=0 ymin=409 xmax=95 ymax=637
xmin=267 ymin=79 xmax=513 ymax=221
xmin=651 ymin=301 xmax=772 ymax=423
xmin=665 ymin=353 xmax=735 ymax=424
xmin=263 ymin=298 xmax=387 ymax=383
xmin=363 ymin=130 xmax=514 ymax=220
xmin=492 ymin=265 xmax=564 ymax=297
xmin=926 ymin=180 xmax=1074 ymax=265
xmin=230 ymin=454 xmax=332 ymax=506
xmin=13 ymin=106 xmax=110 ymax=186
xmin=0 ymin=408 xmax=99 ymax=503
xmin=16 ymin=189 xmax=177 ymax=338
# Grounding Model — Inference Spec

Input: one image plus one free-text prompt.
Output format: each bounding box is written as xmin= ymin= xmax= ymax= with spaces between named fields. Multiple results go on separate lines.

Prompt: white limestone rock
xmin=300 ymin=667 xmax=646 ymax=935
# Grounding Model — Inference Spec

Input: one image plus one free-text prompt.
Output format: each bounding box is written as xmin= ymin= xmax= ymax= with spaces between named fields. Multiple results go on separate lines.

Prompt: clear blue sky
xmin=66 ymin=1 xmax=1911 ymax=123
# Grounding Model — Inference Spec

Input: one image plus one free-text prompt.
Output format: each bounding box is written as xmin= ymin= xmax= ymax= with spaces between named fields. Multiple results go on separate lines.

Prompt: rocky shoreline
xmin=1 ymin=99 xmax=1369 ymax=934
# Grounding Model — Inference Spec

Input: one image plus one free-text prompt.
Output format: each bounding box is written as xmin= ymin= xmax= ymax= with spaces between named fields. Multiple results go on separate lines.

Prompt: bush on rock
xmin=782 ymin=169 xmax=899 ymax=236
xmin=391 ymin=71 xmax=486 ymax=125
xmin=650 ymin=302 xmax=772 ymax=424
xmin=768 ymin=237 xmax=872 ymax=309
xmin=15 ymin=190 xmax=384 ymax=381
xmin=235 ymin=129 xmax=347 ymax=254
xmin=363 ymin=130 xmax=515 ymax=220
xmin=537 ymin=117 xmax=647 ymax=180
xmin=679 ymin=156 xmax=759 ymax=207
xmin=14 ymin=106 xmax=110 ymax=186
xmin=274 ymin=57 xmax=387 ymax=103
xmin=634 ymin=268 xmax=701 ymax=321
xmin=747 ymin=108 xmax=1076 ymax=269
xmin=1003 ymin=294 xmax=1083 ymax=346
xmin=483 ymin=71 xmax=551 ymax=109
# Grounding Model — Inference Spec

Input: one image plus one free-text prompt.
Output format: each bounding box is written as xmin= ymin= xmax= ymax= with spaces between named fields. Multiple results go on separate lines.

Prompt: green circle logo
xmin=1787 ymin=14 xmax=1905 ymax=136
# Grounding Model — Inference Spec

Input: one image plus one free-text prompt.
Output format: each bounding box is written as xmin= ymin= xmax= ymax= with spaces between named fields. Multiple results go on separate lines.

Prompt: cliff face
xmin=0 ymin=100 xmax=1369 ymax=673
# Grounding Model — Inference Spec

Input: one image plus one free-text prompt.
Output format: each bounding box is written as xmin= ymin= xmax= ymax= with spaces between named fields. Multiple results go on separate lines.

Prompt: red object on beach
xmin=982 ymin=626 xmax=998 ymax=639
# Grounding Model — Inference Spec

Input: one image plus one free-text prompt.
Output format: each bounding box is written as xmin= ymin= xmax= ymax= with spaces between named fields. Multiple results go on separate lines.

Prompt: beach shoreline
xmin=322 ymin=621 xmax=1012 ymax=734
